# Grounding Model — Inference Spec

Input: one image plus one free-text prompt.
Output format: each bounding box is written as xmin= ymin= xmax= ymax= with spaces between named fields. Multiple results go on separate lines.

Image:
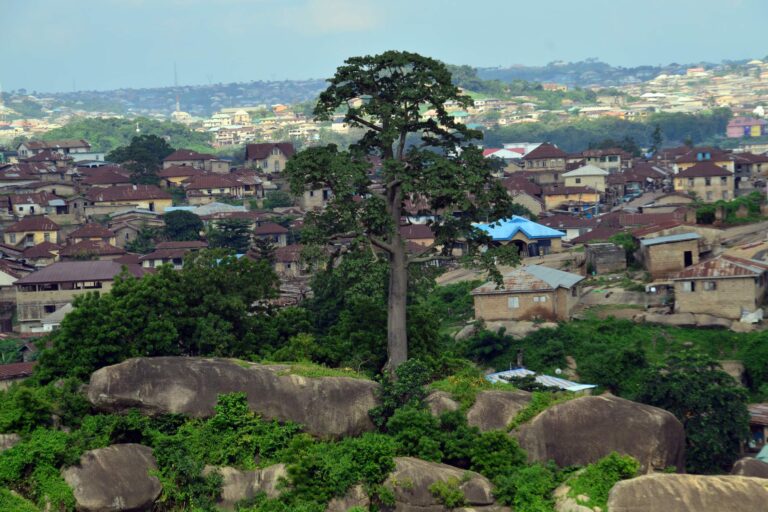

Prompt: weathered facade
xmin=585 ymin=243 xmax=626 ymax=274
xmin=639 ymin=233 xmax=700 ymax=278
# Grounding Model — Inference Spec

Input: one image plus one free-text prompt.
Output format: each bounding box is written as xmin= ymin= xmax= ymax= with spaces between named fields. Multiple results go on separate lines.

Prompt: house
xmin=58 ymin=240 xmax=126 ymax=261
xmin=501 ymin=176 xmax=544 ymax=216
xmin=85 ymin=185 xmax=173 ymax=216
xmin=252 ymin=222 xmax=289 ymax=247
xmin=471 ymin=264 xmax=584 ymax=321
xmin=162 ymin=149 xmax=216 ymax=169
xmin=273 ymin=244 xmax=306 ymax=278
xmin=671 ymin=255 xmax=768 ymax=319
xmin=14 ymin=260 xmax=147 ymax=332
xmin=4 ymin=216 xmax=60 ymax=247
xmin=541 ymin=185 xmax=600 ymax=212
xmin=298 ymin=187 xmax=332 ymax=210
xmin=585 ymin=243 xmax=626 ymax=274
xmin=182 ymin=174 xmax=245 ymax=205
xmin=673 ymin=147 xmax=734 ymax=174
xmin=474 ymin=216 xmax=565 ymax=257
xmin=67 ymin=223 xmax=117 ymax=245
xmin=22 ymin=242 xmax=60 ymax=267
xmin=638 ymin=232 xmax=700 ymax=278
xmin=106 ymin=209 xmax=165 ymax=248
xmin=17 ymin=139 xmax=91 ymax=158
xmin=245 ymin=142 xmax=295 ymax=172
xmin=7 ymin=192 xmax=68 ymax=218
xmin=399 ymin=224 xmax=435 ymax=248
xmin=731 ymin=152 xmax=768 ymax=179
xmin=673 ymin=162 xmax=734 ymax=203
xmin=578 ymin=148 xmax=631 ymax=173
xmin=747 ymin=403 xmax=768 ymax=449
xmin=521 ymin=143 xmax=568 ymax=184
xmin=0 ymin=259 xmax=34 ymax=303
xmin=158 ymin=165 xmax=205 ymax=188
xmin=562 ymin=165 xmax=609 ymax=193
xmin=539 ymin=214 xmax=595 ymax=242
xmin=0 ymin=361 xmax=37 ymax=390
xmin=727 ymin=117 xmax=768 ymax=138
xmin=139 ymin=241 xmax=208 ymax=269
xmin=79 ymin=167 xmax=132 ymax=188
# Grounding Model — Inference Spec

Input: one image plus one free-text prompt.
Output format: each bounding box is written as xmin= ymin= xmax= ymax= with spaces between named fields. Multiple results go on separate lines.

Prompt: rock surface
xmin=607 ymin=474 xmax=768 ymax=512
xmin=88 ymin=357 xmax=380 ymax=438
xmin=62 ymin=444 xmax=161 ymax=512
xmin=731 ymin=457 xmax=768 ymax=478
xmin=384 ymin=457 xmax=495 ymax=511
xmin=0 ymin=433 xmax=21 ymax=452
xmin=425 ymin=391 xmax=460 ymax=417
xmin=514 ymin=394 xmax=685 ymax=472
xmin=326 ymin=484 xmax=370 ymax=512
xmin=466 ymin=390 xmax=531 ymax=432
xmin=203 ymin=464 xmax=286 ymax=509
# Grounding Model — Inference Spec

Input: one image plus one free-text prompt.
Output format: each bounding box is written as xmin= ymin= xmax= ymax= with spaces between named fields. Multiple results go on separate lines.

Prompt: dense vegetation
xmin=39 ymin=117 xmax=213 ymax=153
xmin=483 ymin=108 xmax=732 ymax=152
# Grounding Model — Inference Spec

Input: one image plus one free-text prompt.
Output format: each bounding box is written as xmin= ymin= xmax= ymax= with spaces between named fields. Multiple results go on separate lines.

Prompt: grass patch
xmin=429 ymin=367 xmax=516 ymax=410
xmin=582 ymin=274 xmax=645 ymax=292
xmin=0 ymin=488 xmax=38 ymax=512
xmin=508 ymin=391 xmax=578 ymax=430
xmin=273 ymin=362 xmax=369 ymax=380
xmin=566 ymin=452 xmax=640 ymax=510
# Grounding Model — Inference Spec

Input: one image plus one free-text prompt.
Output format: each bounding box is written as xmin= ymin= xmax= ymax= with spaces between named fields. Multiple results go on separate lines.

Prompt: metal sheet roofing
xmin=486 ymin=368 xmax=596 ymax=392
xmin=474 ymin=216 xmax=565 ymax=241
xmin=672 ymin=255 xmax=768 ymax=280
xmin=562 ymin=164 xmax=609 ymax=177
xmin=471 ymin=264 xmax=584 ymax=295
xmin=640 ymin=232 xmax=701 ymax=247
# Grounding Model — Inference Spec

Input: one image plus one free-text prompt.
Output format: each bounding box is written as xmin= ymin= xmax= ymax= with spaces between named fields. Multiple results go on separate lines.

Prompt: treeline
xmin=38 ymin=117 xmax=214 ymax=153
xmin=483 ymin=108 xmax=733 ymax=152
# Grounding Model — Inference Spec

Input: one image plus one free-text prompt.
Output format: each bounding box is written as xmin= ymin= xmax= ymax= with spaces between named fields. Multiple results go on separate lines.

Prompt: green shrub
xmin=493 ymin=463 xmax=559 ymax=512
xmin=429 ymin=477 xmax=466 ymax=508
xmin=0 ymin=487 xmax=39 ymax=512
xmin=508 ymin=391 xmax=577 ymax=430
xmin=566 ymin=452 xmax=640 ymax=510
xmin=369 ymin=359 xmax=431 ymax=430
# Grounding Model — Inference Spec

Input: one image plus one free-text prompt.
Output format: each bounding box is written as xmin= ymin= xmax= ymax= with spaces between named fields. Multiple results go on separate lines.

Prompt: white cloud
xmin=281 ymin=0 xmax=385 ymax=35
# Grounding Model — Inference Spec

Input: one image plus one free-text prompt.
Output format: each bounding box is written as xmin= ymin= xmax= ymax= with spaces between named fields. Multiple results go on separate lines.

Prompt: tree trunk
xmin=385 ymin=236 xmax=408 ymax=374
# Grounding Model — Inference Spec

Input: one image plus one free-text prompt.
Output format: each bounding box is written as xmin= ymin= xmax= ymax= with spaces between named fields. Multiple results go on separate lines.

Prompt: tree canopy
xmin=106 ymin=134 xmax=174 ymax=185
xmin=286 ymin=50 xmax=516 ymax=372
xmin=164 ymin=210 xmax=204 ymax=242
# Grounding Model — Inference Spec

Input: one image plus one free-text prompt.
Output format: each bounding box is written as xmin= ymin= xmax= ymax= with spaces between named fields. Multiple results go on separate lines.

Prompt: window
xmin=44 ymin=232 xmax=50 ymax=242
xmin=722 ymin=191 xmax=729 ymax=200
xmin=688 ymin=178 xmax=694 ymax=187
xmin=274 ymin=160 xmax=280 ymax=172
xmin=18 ymin=206 xmax=23 ymax=212
xmin=9 ymin=234 xmax=15 ymax=244
xmin=575 ymin=178 xmax=582 ymax=184
xmin=571 ymin=287 xmax=578 ymax=297
xmin=706 ymin=191 xmax=713 ymax=201
xmin=703 ymin=281 xmax=717 ymax=291
xmin=720 ymin=177 xmax=727 ymax=185
xmin=704 ymin=178 xmax=711 ymax=186
xmin=44 ymin=305 xmax=56 ymax=314
xmin=682 ymin=281 xmax=696 ymax=292
xmin=262 ymin=161 xmax=268 ymax=169
xmin=533 ymin=296 xmax=547 ymax=303
xmin=309 ymin=190 xmax=315 ymax=197
xmin=507 ymin=296 xmax=519 ymax=309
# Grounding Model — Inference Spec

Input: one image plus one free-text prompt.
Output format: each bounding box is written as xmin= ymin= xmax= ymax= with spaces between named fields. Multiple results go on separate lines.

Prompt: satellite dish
xmin=555 ymin=368 xmax=562 ymax=375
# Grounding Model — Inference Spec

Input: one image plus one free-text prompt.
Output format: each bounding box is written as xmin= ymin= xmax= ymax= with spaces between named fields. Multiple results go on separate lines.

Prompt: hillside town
xmin=5 ymin=1 xmax=768 ymax=510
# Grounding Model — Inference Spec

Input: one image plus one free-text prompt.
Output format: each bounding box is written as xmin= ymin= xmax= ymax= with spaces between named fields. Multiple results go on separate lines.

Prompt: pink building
xmin=727 ymin=117 xmax=767 ymax=138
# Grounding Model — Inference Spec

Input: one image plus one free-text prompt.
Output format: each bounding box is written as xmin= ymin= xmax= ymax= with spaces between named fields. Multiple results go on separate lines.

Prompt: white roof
xmin=486 ymin=368 xmax=596 ymax=392
xmin=562 ymin=164 xmax=609 ymax=177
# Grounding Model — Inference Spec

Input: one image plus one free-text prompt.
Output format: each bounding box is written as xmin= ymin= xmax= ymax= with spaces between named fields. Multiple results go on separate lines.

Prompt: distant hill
xmin=477 ymin=58 xmax=752 ymax=88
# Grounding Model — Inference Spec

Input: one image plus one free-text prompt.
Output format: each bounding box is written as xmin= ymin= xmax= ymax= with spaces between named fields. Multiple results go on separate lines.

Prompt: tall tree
xmin=650 ymin=123 xmax=663 ymax=154
xmin=164 ymin=210 xmax=204 ymax=241
xmin=107 ymin=134 xmax=174 ymax=184
xmin=286 ymin=51 xmax=515 ymax=372
xmin=208 ymin=218 xmax=252 ymax=254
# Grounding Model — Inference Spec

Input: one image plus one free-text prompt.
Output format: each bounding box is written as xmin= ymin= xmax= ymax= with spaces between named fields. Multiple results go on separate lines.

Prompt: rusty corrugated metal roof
xmin=749 ymin=403 xmax=768 ymax=426
xmin=672 ymin=255 xmax=768 ymax=280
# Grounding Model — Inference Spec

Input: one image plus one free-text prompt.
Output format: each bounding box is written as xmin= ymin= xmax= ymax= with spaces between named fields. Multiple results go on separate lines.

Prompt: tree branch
xmin=408 ymin=253 xmax=453 ymax=265
xmin=369 ymin=235 xmax=395 ymax=254
xmin=347 ymin=114 xmax=383 ymax=132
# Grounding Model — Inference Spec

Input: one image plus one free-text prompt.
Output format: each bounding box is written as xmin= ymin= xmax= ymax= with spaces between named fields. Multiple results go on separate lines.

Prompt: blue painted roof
xmin=475 ymin=216 xmax=565 ymax=241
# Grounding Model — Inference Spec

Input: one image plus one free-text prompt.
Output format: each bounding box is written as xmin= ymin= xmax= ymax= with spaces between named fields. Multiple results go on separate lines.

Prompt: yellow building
xmin=85 ymin=185 xmax=173 ymax=215
xmin=541 ymin=185 xmax=600 ymax=211
xmin=674 ymin=147 xmax=735 ymax=173
xmin=562 ymin=165 xmax=609 ymax=193
xmin=158 ymin=166 xmax=205 ymax=188
xmin=4 ymin=215 xmax=60 ymax=247
xmin=673 ymin=162 xmax=734 ymax=203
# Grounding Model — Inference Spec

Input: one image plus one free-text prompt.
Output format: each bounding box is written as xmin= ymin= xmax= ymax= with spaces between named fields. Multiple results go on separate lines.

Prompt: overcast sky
xmin=3 ymin=0 xmax=766 ymax=93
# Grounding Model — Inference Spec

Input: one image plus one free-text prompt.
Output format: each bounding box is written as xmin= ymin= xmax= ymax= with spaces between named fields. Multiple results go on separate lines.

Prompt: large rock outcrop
xmin=731 ymin=457 xmax=768 ymax=478
xmin=514 ymin=394 xmax=685 ymax=472
xmin=383 ymin=457 xmax=500 ymax=512
xmin=203 ymin=464 xmax=286 ymax=510
xmin=62 ymin=444 xmax=161 ymax=512
xmin=87 ymin=357 xmax=379 ymax=438
xmin=466 ymin=390 xmax=531 ymax=432
xmin=607 ymin=474 xmax=768 ymax=512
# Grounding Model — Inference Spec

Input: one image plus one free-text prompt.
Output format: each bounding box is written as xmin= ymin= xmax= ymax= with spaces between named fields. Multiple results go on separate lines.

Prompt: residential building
xmin=139 ymin=240 xmax=208 ymax=269
xmin=59 ymin=240 xmax=126 ymax=261
xmin=673 ymin=162 xmax=734 ymax=202
xmin=585 ymin=243 xmax=627 ymax=274
xmin=638 ymin=232 xmax=700 ymax=278
xmin=578 ymin=148 xmax=632 ymax=173
xmin=541 ymin=185 xmax=600 ymax=212
xmin=521 ymin=143 xmax=568 ymax=184
xmin=182 ymin=174 xmax=244 ymax=205
xmin=158 ymin=165 xmax=205 ymax=188
xmin=671 ymin=255 xmax=768 ymax=319
xmin=727 ymin=117 xmax=768 ymax=138
xmin=79 ymin=166 xmax=132 ymax=188
xmin=252 ymin=222 xmax=289 ymax=247
xmin=22 ymin=242 xmax=60 ymax=267
xmin=85 ymin=185 xmax=173 ymax=216
xmin=7 ymin=192 xmax=68 ymax=218
xmin=106 ymin=209 xmax=165 ymax=248
xmin=67 ymin=223 xmax=117 ymax=245
xmin=539 ymin=214 xmax=595 ymax=242
xmin=14 ymin=260 xmax=146 ymax=332
xmin=298 ymin=187 xmax=332 ymax=210
xmin=273 ymin=244 xmax=306 ymax=278
xmin=501 ymin=176 xmax=544 ymax=216
xmin=673 ymin=147 xmax=735 ymax=174
xmin=162 ymin=149 xmax=230 ymax=173
xmin=245 ymin=142 xmax=295 ymax=172
xmin=562 ymin=165 xmax=609 ymax=193
xmin=474 ymin=216 xmax=565 ymax=257
xmin=4 ymin=216 xmax=60 ymax=247
xmin=17 ymin=139 xmax=91 ymax=158
xmin=0 ymin=362 xmax=37 ymax=391
xmin=471 ymin=264 xmax=583 ymax=321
